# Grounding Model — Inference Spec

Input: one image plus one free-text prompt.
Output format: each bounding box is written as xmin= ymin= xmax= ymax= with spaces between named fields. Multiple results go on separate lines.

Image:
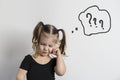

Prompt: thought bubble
xmin=78 ymin=5 xmax=111 ymax=36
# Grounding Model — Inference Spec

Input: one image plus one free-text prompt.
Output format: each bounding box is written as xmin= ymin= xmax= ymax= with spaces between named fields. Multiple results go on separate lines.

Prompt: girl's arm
xmin=53 ymin=49 xmax=66 ymax=76
xmin=16 ymin=69 xmax=27 ymax=80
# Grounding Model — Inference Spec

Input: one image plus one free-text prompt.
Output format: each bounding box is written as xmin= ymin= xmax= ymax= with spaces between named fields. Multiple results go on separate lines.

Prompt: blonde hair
xmin=32 ymin=21 xmax=66 ymax=57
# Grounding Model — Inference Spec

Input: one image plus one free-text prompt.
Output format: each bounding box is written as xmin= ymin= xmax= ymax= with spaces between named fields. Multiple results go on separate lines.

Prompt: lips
xmin=42 ymin=52 xmax=48 ymax=54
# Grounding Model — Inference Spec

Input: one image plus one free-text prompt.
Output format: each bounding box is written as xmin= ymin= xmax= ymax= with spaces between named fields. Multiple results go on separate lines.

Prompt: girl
xmin=16 ymin=21 xmax=66 ymax=80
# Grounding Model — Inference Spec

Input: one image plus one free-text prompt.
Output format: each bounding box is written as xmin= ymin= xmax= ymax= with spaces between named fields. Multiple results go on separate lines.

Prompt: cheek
xmin=39 ymin=45 xmax=43 ymax=50
xmin=49 ymin=48 xmax=53 ymax=53
xmin=50 ymin=45 xmax=56 ymax=52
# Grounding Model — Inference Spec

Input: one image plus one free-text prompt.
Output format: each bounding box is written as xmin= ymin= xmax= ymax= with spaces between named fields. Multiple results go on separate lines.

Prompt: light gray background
xmin=0 ymin=0 xmax=120 ymax=80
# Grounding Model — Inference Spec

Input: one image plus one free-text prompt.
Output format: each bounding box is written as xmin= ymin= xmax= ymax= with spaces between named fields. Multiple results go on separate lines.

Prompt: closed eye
xmin=49 ymin=45 xmax=53 ymax=47
xmin=40 ymin=42 xmax=46 ymax=46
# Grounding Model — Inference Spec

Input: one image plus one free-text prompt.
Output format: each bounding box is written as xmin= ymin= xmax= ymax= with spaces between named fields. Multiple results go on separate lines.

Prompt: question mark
xmin=86 ymin=13 xmax=92 ymax=27
xmin=99 ymin=20 xmax=104 ymax=30
xmin=93 ymin=18 xmax=97 ymax=28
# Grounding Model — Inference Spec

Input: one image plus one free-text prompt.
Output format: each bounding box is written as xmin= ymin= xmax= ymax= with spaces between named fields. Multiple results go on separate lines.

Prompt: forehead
xmin=40 ymin=32 xmax=58 ymax=43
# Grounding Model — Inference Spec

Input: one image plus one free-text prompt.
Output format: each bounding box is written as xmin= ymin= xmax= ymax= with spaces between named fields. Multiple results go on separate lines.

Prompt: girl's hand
xmin=52 ymin=48 xmax=61 ymax=57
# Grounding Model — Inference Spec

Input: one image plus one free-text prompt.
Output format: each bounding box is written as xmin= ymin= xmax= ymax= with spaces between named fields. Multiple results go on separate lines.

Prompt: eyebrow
xmin=40 ymin=41 xmax=55 ymax=45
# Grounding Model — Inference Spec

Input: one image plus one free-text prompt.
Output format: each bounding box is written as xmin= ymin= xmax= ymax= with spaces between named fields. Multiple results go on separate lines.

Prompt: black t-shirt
xmin=20 ymin=55 xmax=56 ymax=80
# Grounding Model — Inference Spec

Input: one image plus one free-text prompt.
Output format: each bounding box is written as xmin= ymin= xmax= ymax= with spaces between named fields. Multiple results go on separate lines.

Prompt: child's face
xmin=38 ymin=33 xmax=58 ymax=57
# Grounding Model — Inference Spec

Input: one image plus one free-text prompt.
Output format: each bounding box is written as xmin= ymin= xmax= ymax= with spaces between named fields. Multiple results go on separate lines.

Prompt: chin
xmin=40 ymin=53 xmax=49 ymax=57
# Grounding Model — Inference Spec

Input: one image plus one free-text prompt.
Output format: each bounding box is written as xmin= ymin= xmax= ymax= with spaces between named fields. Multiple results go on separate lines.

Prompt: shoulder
xmin=25 ymin=54 xmax=31 ymax=57
xmin=19 ymin=54 xmax=32 ymax=70
xmin=52 ymin=57 xmax=56 ymax=61
xmin=22 ymin=54 xmax=32 ymax=62
xmin=51 ymin=58 xmax=56 ymax=66
xmin=50 ymin=57 xmax=56 ymax=61
xmin=24 ymin=54 xmax=32 ymax=59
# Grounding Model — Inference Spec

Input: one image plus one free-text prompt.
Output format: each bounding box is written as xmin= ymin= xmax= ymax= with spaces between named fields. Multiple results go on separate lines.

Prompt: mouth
xmin=42 ymin=52 xmax=48 ymax=54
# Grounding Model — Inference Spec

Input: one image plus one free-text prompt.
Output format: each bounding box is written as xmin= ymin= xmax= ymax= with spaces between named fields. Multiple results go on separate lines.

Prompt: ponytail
xmin=32 ymin=21 xmax=44 ymax=45
xmin=32 ymin=21 xmax=44 ymax=57
xmin=58 ymin=29 xmax=66 ymax=55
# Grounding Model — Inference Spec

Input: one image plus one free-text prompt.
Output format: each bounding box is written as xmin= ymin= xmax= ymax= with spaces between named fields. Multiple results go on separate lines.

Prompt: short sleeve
xmin=20 ymin=55 xmax=31 ymax=71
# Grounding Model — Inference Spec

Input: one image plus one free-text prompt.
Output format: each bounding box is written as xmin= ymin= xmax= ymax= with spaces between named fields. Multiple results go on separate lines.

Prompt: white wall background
xmin=0 ymin=0 xmax=120 ymax=80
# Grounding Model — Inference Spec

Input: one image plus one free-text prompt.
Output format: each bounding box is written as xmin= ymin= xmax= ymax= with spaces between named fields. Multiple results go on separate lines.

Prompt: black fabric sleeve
xmin=20 ymin=55 xmax=31 ymax=71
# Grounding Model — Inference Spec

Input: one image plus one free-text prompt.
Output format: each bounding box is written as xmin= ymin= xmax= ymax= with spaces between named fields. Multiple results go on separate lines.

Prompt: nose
xmin=43 ymin=46 xmax=48 ymax=51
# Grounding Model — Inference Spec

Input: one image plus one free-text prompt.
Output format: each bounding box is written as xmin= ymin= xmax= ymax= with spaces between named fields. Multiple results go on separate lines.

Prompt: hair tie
xmin=41 ymin=22 xmax=45 ymax=27
xmin=57 ymin=29 xmax=60 ymax=32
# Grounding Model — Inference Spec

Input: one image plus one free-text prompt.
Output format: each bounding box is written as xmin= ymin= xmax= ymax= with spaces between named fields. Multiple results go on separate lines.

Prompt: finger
xmin=53 ymin=49 xmax=59 ymax=54
xmin=52 ymin=48 xmax=56 ymax=54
